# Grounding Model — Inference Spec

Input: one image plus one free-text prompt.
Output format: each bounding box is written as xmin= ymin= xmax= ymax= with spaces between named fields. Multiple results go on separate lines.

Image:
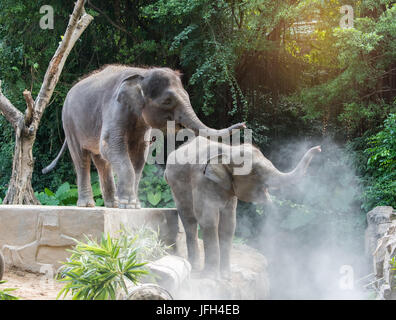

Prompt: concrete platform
xmin=0 ymin=205 xmax=180 ymax=273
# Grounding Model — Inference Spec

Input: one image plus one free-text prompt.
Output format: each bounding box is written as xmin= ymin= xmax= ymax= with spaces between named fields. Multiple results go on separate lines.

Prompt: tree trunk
xmin=3 ymin=132 xmax=39 ymax=204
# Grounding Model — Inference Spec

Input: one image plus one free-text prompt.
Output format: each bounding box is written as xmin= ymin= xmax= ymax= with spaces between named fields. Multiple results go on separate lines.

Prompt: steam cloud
xmin=238 ymin=138 xmax=370 ymax=299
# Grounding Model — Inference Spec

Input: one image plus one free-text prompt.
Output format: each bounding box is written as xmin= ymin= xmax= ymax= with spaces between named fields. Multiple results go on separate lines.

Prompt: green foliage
xmin=35 ymin=175 xmax=104 ymax=207
xmin=0 ymin=281 xmax=19 ymax=300
xmin=57 ymin=233 xmax=149 ymax=300
xmin=391 ymin=256 xmax=396 ymax=288
xmin=138 ymin=165 xmax=174 ymax=208
xmin=297 ymin=2 xmax=396 ymax=137
xmin=0 ymin=0 xmax=394 ymax=247
xmin=362 ymin=113 xmax=396 ymax=210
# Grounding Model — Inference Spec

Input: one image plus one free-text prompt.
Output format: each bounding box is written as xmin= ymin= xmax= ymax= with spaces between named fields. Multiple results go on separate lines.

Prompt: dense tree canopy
xmin=0 ymin=0 xmax=394 ymax=211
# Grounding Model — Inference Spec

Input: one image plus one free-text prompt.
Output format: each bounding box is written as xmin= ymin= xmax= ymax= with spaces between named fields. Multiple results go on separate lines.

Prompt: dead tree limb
xmin=0 ymin=85 xmax=24 ymax=131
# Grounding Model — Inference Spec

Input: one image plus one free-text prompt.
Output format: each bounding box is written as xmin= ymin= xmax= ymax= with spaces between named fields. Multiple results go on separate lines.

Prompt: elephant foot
xmin=104 ymin=200 xmax=118 ymax=208
xmin=190 ymin=270 xmax=202 ymax=279
xmin=135 ymin=199 xmax=141 ymax=209
xmin=77 ymin=198 xmax=95 ymax=207
xmin=119 ymin=198 xmax=137 ymax=209
xmin=220 ymin=270 xmax=232 ymax=281
xmin=201 ymin=268 xmax=220 ymax=280
xmin=190 ymin=261 xmax=201 ymax=272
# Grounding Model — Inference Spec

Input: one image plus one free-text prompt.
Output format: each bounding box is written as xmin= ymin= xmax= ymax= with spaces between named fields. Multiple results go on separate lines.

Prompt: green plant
xmin=0 ymin=281 xmax=19 ymax=300
xmin=57 ymin=233 xmax=149 ymax=300
xmin=138 ymin=165 xmax=174 ymax=208
xmin=35 ymin=173 xmax=104 ymax=206
xmin=363 ymin=113 xmax=396 ymax=211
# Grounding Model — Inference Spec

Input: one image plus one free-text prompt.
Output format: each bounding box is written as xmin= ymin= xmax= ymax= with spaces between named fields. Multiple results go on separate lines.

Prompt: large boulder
xmin=142 ymin=255 xmax=192 ymax=295
xmin=175 ymin=240 xmax=270 ymax=299
xmin=365 ymin=206 xmax=395 ymax=260
xmin=365 ymin=206 xmax=396 ymax=299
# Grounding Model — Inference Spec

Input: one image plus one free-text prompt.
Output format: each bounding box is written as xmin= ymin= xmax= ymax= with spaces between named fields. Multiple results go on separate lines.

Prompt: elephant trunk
xmin=178 ymin=105 xmax=245 ymax=137
xmin=269 ymin=146 xmax=321 ymax=187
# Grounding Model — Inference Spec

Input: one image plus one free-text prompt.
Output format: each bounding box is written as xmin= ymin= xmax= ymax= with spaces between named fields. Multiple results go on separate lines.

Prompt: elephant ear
xmin=203 ymin=154 xmax=233 ymax=191
xmin=117 ymin=74 xmax=145 ymax=115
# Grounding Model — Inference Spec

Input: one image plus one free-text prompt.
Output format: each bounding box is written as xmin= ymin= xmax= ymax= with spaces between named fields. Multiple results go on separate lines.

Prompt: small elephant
xmin=43 ymin=65 xmax=244 ymax=209
xmin=0 ymin=251 xmax=4 ymax=280
xmin=165 ymin=136 xmax=321 ymax=278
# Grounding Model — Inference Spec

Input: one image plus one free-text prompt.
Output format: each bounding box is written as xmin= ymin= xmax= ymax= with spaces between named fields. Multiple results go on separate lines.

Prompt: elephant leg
xmin=166 ymin=170 xmax=200 ymax=269
xmin=218 ymin=196 xmax=238 ymax=279
xmin=128 ymin=139 xmax=150 ymax=209
xmin=194 ymin=198 xmax=220 ymax=277
xmin=201 ymin=222 xmax=220 ymax=278
xmin=69 ymin=145 xmax=94 ymax=207
xmin=100 ymin=133 xmax=137 ymax=209
xmin=178 ymin=206 xmax=200 ymax=271
xmin=91 ymin=154 xmax=117 ymax=208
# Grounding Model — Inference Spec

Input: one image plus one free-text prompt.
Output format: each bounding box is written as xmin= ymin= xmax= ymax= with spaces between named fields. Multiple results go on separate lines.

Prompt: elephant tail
xmin=163 ymin=169 xmax=168 ymax=183
xmin=42 ymin=140 xmax=68 ymax=174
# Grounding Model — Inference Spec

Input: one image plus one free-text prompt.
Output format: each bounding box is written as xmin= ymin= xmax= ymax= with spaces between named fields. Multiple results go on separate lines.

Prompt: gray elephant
xmin=0 ymin=251 xmax=4 ymax=280
xmin=165 ymin=136 xmax=321 ymax=278
xmin=43 ymin=65 xmax=244 ymax=209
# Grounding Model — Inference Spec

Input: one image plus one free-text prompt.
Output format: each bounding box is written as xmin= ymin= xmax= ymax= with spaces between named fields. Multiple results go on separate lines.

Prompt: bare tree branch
xmin=0 ymin=81 xmax=24 ymax=130
xmin=23 ymin=90 xmax=34 ymax=126
xmin=0 ymin=0 xmax=93 ymax=136
xmin=32 ymin=0 xmax=93 ymax=130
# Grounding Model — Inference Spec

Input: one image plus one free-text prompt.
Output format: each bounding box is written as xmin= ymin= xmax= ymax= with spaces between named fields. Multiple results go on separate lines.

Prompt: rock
xmin=0 ymin=205 xmax=180 ymax=273
xmin=141 ymin=255 xmax=191 ymax=295
xmin=115 ymin=277 xmax=174 ymax=300
xmin=365 ymin=206 xmax=396 ymax=259
xmin=123 ymin=283 xmax=173 ymax=300
xmin=366 ymin=206 xmax=396 ymax=300
xmin=175 ymin=240 xmax=270 ymax=299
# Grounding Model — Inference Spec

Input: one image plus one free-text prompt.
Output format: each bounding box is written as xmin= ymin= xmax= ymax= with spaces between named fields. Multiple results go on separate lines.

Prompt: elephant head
xmin=204 ymin=144 xmax=322 ymax=203
xmin=116 ymin=68 xmax=245 ymax=135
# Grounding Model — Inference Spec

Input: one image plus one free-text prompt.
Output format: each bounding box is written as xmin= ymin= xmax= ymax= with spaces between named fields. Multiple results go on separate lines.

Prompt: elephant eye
xmin=163 ymin=98 xmax=172 ymax=105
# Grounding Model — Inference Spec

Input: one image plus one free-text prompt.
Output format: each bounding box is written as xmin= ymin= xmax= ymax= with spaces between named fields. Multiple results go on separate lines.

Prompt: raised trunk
xmin=179 ymin=106 xmax=245 ymax=137
xmin=269 ymin=146 xmax=321 ymax=187
xmin=3 ymin=132 xmax=39 ymax=204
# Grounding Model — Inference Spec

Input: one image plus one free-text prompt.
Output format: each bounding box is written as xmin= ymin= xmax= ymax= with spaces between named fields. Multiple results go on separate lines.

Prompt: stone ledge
xmin=0 ymin=205 xmax=180 ymax=273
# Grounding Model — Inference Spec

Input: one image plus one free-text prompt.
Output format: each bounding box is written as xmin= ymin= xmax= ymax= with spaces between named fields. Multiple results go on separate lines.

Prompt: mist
xmin=236 ymin=138 xmax=371 ymax=300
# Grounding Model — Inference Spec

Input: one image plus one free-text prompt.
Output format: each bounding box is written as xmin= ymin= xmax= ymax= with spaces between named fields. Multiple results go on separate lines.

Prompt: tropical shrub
xmin=35 ymin=180 xmax=104 ymax=207
xmin=362 ymin=113 xmax=396 ymax=211
xmin=138 ymin=164 xmax=174 ymax=208
xmin=57 ymin=233 xmax=149 ymax=300
xmin=57 ymin=226 xmax=170 ymax=300
xmin=0 ymin=281 xmax=19 ymax=300
xmin=34 ymin=165 xmax=175 ymax=208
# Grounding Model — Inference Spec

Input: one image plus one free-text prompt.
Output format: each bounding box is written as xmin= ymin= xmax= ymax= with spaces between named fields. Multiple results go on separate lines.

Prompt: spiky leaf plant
xmin=0 ymin=281 xmax=19 ymax=300
xmin=57 ymin=233 xmax=148 ymax=300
